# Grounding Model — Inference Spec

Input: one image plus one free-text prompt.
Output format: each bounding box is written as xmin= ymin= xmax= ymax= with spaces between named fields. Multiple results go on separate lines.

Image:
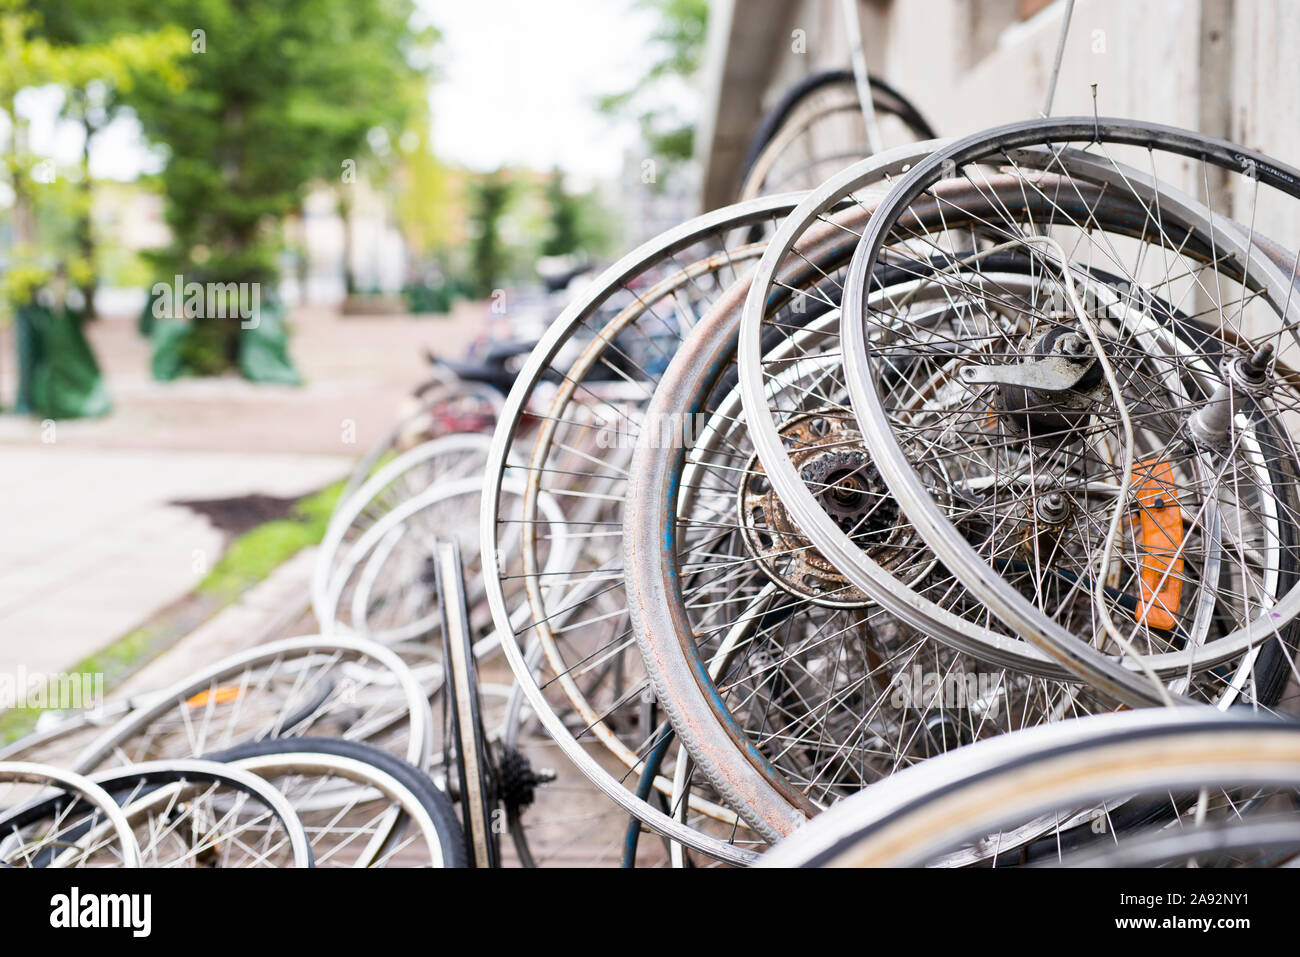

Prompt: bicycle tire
xmin=739 ymin=70 xmax=935 ymax=182
xmin=204 ymin=736 xmax=467 ymax=868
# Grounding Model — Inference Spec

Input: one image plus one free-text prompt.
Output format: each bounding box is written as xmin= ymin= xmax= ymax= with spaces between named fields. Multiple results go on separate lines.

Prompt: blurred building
xmin=697 ymin=0 xmax=1300 ymax=214
xmin=93 ymin=178 xmax=409 ymax=316
xmin=289 ymin=182 xmax=408 ymax=305
xmin=618 ymin=148 xmax=700 ymax=249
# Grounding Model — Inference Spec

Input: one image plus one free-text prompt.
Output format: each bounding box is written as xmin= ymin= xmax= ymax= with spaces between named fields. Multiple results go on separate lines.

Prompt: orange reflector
xmin=1132 ymin=458 xmax=1183 ymax=631
xmin=185 ymin=686 xmax=242 ymax=709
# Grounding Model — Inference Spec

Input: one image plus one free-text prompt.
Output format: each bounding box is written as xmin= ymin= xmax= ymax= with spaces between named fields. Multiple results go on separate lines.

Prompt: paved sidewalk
xmin=112 ymin=547 xmax=319 ymax=698
xmin=0 ymin=447 xmax=346 ymax=678
xmin=0 ymin=304 xmax=481 ymax=680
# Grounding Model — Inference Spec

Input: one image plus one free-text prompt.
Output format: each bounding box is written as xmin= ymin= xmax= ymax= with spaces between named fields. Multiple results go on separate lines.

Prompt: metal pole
xmin=1040 ymin=0 xmax=1077 ymax=117
xmin=840 ymin=0 xmax=884 ymax=154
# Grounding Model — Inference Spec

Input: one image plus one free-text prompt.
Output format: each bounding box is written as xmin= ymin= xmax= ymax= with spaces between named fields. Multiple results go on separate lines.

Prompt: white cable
xmin=1021 ymin=235 xmax=1174 ymax=706
xmin=893 ymin=236 xmax=1174 ymax=703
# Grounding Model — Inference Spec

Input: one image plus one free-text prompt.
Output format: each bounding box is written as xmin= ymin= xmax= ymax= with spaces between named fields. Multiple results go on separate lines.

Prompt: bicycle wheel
xmin=0 ymin=762 xmax=141 ymax=867
xmin=736 ymin=137 xmax=1300 ymax=705
xmin=76 ymin=760 xmax=312 ymax=867
xmin=625 ymin=199 xmax=1110 ymax=843
xmin=70 ymin=635 xmax=431 ymax=774
xmin=322 ymin=479 xmax=481 ymax=648
xmin=313 ymin=434 xmax=493 ymax=640
xmin=320 ymin=475 xmax=568 ymax=668
xmin=840 ymin=118 xmax=1300 ymax=698
xmin=758 ymin=708 xmax=1300 ymax=867
xmin=208 ymin=737 xmax=466 ymax=868
xmin=481 ymin=193 xmax=848 ymax=864
xmin=740 ymin=70 xmax=936 ymax=199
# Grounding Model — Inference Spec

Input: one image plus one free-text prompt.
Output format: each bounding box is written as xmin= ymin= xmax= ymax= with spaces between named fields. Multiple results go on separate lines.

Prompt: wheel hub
xmin=995 ymin=326 xmax=1107 ymax=440
xmin=738 ymin=412 xmax=913 ymax=607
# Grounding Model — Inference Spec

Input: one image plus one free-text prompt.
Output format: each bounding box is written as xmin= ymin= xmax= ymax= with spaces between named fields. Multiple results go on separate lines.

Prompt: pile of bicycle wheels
xmin=8 ymin=90 xmax=1300 ymax=868
xmin=475 ymin=110 xmax=1300 ymax=867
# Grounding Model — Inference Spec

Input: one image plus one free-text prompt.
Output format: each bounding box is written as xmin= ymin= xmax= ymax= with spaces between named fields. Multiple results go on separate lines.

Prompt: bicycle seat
xmin=430 ymin=357 xmax=517 ymax=392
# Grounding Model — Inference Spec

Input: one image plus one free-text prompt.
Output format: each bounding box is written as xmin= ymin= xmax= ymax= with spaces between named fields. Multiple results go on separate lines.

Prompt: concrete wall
xmin=698 ymin=0 xmax=1300 ymax=219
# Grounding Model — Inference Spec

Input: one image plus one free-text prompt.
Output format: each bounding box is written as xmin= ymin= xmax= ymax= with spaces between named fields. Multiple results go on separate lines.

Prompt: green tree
xmin=541 ymin=168 xmax=581 ymax=258
xmin=393 ymin=120 xmax=455 ymax=281
xmin=28 ymin=0 xmax=188 ymax=317
xmin=0 ymin=1 xmax=186 ymax=312
xmin=598 ymin=0 xmax=707 ymax=163
xmin=116 ymin=0 xmax=432 ymax=374
xmin=466 ymin=170 xmax=512 ymax=298
xmin=541 ymin=168 xmax=615 ymax=261
xmin=335 ymin=86 xmax=428 ymax=298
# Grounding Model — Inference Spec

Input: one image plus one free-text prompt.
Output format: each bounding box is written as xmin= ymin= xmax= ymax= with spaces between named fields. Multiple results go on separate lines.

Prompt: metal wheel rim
xmin=479 ymin=194 xmax=843 ymax=865
xmin=840 ymin=119 xmax=1300 ymax=696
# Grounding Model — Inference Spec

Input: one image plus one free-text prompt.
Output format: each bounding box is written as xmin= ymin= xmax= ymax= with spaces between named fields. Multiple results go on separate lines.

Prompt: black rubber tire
xmin=432 ymin=539 xmax=503 ymax=868
xmin=739 ymin=69 xmax=936 ymax=184
xmin=204 ymin=736 xmax=469 ymax=868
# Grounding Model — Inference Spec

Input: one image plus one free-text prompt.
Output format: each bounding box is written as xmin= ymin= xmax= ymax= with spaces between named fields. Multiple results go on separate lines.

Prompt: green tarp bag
xmin=148 ymin=317 xmax=190 ymax=382
xmin=14 ymin=304 xmax=111 ymax=419
xmin=146 ymin=302 xmax=300 ymax=385
xmin=238 ymin=302 xmax=301 ymax=385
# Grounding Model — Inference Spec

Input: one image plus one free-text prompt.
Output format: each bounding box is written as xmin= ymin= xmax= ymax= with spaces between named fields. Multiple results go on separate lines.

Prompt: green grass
xmin=0 ymin=623 xmax=163 ymax=746
xmin=0 ymin=479 xmax=347 ymax=747
xmin=196 ymin=480 xmax=344 ymax=602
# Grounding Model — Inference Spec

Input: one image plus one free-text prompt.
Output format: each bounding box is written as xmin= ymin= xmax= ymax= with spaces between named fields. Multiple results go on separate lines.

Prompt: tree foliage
xmin=466 ymin=169 xmax=512 ymax=297
xmin=88 ymin=0 xmax=435 ymax=370
xmin=541 ymin=168 xmax=614 ymax=260
xmin=0 ymin=0 xmax=187 ymax=311
xmin=598 ymin=0 xmax=707 ymax=163
xmin=121 ymin=0 xmax=431 ymax=284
